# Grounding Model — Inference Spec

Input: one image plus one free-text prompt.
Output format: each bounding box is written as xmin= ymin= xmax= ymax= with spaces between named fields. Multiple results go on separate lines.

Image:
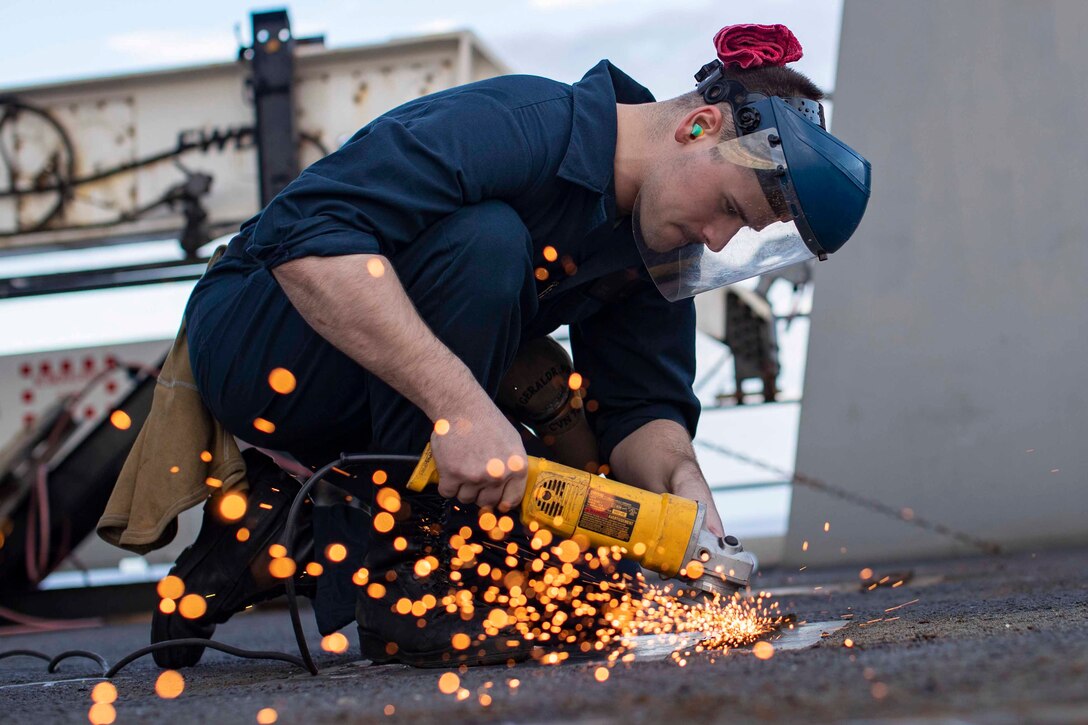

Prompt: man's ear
xmin=675 ymin=105 xmax=727 ymax=144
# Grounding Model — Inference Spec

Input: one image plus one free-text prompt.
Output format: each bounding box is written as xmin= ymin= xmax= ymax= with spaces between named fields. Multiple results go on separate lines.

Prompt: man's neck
xmin=613 ymin=103 xmax=658 ymax=215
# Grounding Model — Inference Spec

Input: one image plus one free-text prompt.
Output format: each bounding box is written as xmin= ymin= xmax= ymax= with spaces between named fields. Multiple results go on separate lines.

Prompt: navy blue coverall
xmin=184 ymin=60 xmax=700 ymax=632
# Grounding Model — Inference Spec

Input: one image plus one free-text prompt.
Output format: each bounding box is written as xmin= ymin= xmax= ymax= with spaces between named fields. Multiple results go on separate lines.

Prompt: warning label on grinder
xmin=577 ymin=488 xmax=640 ymax=542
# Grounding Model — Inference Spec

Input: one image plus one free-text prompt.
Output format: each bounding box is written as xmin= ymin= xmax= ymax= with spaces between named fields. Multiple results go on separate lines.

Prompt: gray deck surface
xmin=2 ymin=546 xmax=1086 ymax=723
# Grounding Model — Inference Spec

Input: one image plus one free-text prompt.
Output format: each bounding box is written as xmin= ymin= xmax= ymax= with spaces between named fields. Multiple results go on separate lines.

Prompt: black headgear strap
xmin=694 ymin=59 xmax=826 ymax=134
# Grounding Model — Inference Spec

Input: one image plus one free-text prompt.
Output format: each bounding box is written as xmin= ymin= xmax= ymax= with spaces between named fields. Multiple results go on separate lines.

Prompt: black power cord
xmin=0 ymin=454 xmax=417 ymax=680
xmin=0 ymin=648 xmax=108 ymax=677
xmin=105 ymin=640 xmax=305 ymax=678
xmin=280 ymin=453 xmax=419 ymax=675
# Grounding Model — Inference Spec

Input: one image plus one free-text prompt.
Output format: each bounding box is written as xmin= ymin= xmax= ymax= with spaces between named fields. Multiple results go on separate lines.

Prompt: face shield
xmin=634 ymin=128 xmax=820 ymax=302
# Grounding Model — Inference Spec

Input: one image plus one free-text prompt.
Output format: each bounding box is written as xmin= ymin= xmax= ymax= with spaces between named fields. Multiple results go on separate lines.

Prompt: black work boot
xmin=355 ymin=488 xmax=537 ymax=668
xmin=151 ymin=448 xmax=316 ymax=667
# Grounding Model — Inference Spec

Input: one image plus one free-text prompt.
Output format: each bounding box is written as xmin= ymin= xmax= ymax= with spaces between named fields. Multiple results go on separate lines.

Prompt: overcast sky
xmin=2 ymin=0 xmax=844 ymax=99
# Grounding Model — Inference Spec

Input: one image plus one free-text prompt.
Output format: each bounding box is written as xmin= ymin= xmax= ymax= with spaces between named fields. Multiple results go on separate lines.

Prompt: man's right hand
xmin=429 ymin=397 xmax=528 ymax=514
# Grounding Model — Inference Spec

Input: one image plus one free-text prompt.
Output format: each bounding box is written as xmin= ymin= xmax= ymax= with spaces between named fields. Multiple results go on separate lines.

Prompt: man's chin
xmin=633 ymin=198 xmax=679 ymax=253
xmin=644 ymin=232 xmax=681 ymax=254
xmin=632 ymin=215 xmax=668 ymax=254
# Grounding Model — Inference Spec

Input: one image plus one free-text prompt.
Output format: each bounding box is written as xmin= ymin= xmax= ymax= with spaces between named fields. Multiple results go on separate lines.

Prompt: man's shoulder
xmin=467 ymin=73 xmax=572 ymax=110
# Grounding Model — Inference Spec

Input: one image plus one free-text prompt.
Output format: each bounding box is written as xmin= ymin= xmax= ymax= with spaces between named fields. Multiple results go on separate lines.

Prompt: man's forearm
xmin=272 ymin=253 xmax=489 ymax=421
xmin=608 ymin=419 xmax=703 ymax=493
xmin=273 ymin=252 xmax=529 ymax=509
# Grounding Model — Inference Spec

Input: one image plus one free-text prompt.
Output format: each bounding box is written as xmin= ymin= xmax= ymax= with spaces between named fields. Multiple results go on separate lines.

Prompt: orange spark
xmin=438 ymin=672 xmax=460 ymax=694
xmin=219 ymin=493 xmax=247 ymax=521
xmin=752 ymin=641 xmax=774 ymax=660
xmin=321 ymin=633 xmax=349 ymax=653
xmin=157 ymin=575 xmax=185 ymax=600
xmin=178 ymin=594 xmax=207 ymax=619
xmin=91 ymin=682 xmax=117 ymax=704
xmin=555 ymin=539 xmax=580 ymax=563
xmin=269 ymin=558 xmax=297 ymax=579
xmin=325 ymin=543 xmax=348 ymax=563
xmin=884 ymin=598 xmax=919 ymax=613
xmin=268 ymin=368 xmax=297 ymax=394
xmin=155 ymin=670 xmax=185 ymax=699
xmin=415 ymin=558 xmax=434 ymax=577
xmin=376 ymin=488 xmax=401 ymax=513
xmin=87 ymin=703 xmax=116 ymax=725
xmin=374 ymin=512 xmax=395 ymax=533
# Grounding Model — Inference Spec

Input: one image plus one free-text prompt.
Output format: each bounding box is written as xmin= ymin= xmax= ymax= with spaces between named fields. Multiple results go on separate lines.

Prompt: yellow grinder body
xmin=407 ymin=444 xmax=699 ymax=577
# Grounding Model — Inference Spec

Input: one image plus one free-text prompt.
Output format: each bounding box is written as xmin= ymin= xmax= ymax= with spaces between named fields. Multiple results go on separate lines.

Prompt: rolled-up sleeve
xmin=245 ymin=94 xmax=535 ymax=269
xmin=570 ymin=283 xmax=700 ymax=465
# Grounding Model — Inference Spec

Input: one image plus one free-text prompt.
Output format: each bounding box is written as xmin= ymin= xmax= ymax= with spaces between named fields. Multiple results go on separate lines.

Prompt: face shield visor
xmin=634 ymin=128 xmax=821 ymax=302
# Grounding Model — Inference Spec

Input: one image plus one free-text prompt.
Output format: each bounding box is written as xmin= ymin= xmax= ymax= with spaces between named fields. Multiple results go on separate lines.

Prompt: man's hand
xmin=609 ymin=419 xmax=726 ymax=537
xmin=430 ymin=397 xmax=528 ymax=513
xmin=668 ymin=461 xmax=725 ymax=537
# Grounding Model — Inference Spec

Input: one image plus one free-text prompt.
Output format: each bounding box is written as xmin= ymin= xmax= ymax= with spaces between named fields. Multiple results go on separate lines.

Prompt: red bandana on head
xmin=713 ymin=24 xmax=803 ymax=69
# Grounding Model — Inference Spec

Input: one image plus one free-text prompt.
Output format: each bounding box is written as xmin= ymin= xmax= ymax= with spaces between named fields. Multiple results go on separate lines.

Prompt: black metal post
xmin=250 ymin=10 xmax=299 ymax=206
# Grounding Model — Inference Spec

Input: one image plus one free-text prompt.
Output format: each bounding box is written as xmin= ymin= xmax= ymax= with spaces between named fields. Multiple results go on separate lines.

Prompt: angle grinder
xmin=407 ymin=444 xmax=757 ymax=600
